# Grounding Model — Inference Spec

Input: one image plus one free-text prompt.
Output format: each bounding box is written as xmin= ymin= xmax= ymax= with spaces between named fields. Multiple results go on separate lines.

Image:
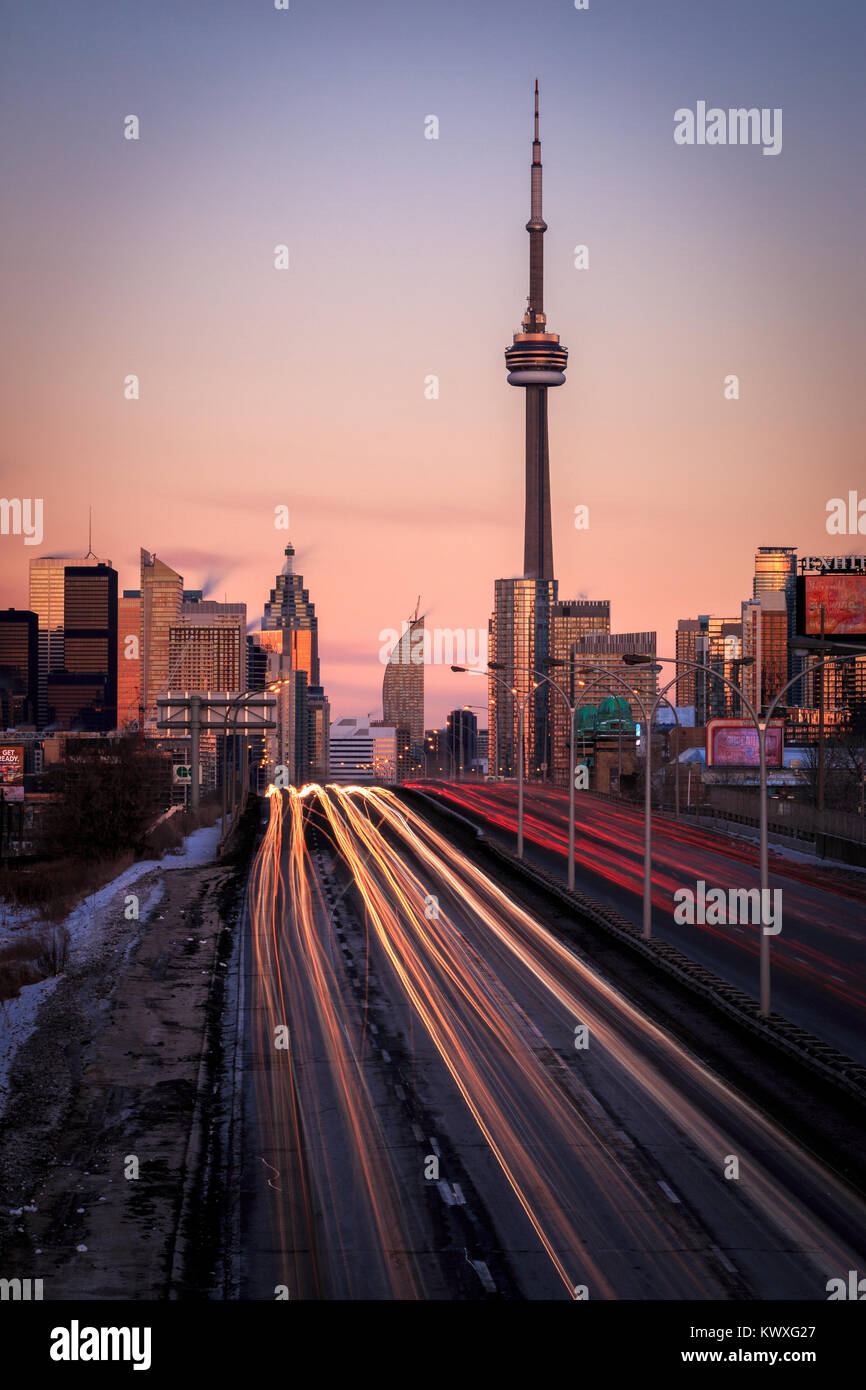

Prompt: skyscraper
xmin=753 ymin=546 xmax=801 ymax=704
xmin=489 ymin=84 xmax=569 ymax=779
xmin=117 ymin=591 xmax=142 ymax=730
xmin=741 ymin=593 xmax=788 ymax=714
xmin=445 ymin=708 xmax=478 ymax=776
xmin=489 ymin=576 xmax=557 ymax=777
xmin=675 ymin=619 xmax=701 ymax=708
xmin=382 ymin=603 xmax=425 ymax=765
xmin=140 ymin=549 xmax=183 ymax=728
xmin=259 ymin=543 xmax=327 ymax=783
xmin=29 ymin=551 xmax=109 ymax=726
xmin=261 ymin=544 xmax=320 ymax=684
xmin=549 ymin=600 xmax=611 ymax=783
xmin=47 ymin=564 xmax=118 ymax=730
xmin=694 ymin=616 xmax=743 ymax=723
xmin=0 ymin=610 xmax=39 ymax=726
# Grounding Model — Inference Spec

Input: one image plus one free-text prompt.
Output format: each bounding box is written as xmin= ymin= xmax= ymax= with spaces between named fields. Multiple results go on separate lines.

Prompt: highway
xmin=239 ymin=783 xmax=866 ymax=1300
xmin=412 ymin=781 xmax=866 ymax=1063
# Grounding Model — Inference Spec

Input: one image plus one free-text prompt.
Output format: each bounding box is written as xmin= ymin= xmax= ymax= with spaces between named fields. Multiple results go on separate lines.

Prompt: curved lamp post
xmin=625 ymin=650 xmax=855 ymax=1014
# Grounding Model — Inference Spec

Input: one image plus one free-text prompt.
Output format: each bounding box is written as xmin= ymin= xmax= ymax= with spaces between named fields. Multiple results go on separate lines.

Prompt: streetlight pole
xmin=535 ymin=664 xmax=582 ymax=891
xmin=818 ymin=606 xmax=826 ymax=812
xmin=452 ymin=665 xmax=534 ymax=859
xmin=626 ymin=650 xmax=855 ymax=1015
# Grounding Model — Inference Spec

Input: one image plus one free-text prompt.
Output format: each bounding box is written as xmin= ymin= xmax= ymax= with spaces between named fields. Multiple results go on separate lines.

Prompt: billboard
xmin=796 ymin=574 xmax=866 ymax=640
xmin=706 ymin=719 xmax=783 ymax=768
xmin=0 ymin=745 xmax=24 ymax=786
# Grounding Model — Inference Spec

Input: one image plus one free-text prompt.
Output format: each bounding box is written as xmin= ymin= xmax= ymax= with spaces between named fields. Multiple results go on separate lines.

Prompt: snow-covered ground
xmin=161 ymin=822 xmax=221 ymax=867
xmin=0 ymin=821 xmax=221 ymax=1114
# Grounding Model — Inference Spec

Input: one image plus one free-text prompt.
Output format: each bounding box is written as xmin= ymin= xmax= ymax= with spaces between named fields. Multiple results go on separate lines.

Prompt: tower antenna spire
xmin=504 ymin=80 xmax=568 ymax=582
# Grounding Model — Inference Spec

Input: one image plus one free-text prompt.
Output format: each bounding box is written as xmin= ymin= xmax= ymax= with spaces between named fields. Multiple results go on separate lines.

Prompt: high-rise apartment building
xmin=489 ymin=577 xmax=557 ymax=777
xmin=169 ymin=599 xmax=246 ymax=693
xmin=741 ymin=592 xmax=788 ymax=714
xmin=382 ymin=606 xmax=425 ymax=763
xmin=693 ymin=616 xmax=743 ymax=723
xmin=675 ymin=619 xmax=701 ymax=707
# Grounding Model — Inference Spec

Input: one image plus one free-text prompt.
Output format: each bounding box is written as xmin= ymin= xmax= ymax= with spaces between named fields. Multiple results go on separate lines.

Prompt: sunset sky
xmin=1 ymin=0 xmax=863 ymax=724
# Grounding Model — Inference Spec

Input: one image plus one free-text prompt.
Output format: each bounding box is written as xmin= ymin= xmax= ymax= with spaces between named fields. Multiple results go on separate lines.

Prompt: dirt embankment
xmin=0 ymin=851 xmax=245 ymax=1299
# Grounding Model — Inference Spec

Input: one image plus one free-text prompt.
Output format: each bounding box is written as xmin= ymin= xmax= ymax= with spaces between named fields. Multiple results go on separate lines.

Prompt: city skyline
xmin=1 ymin=1 xmax=865 ymax=1330
xmin=1 ymin=1 xmax=863 ymax=726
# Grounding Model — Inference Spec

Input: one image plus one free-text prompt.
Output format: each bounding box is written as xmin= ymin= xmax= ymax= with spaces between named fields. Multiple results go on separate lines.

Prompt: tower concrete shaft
xmin=524 ymin=385 xmax=553 ymax=582
xmin=504 ymin=81 xmax=568 ymax=584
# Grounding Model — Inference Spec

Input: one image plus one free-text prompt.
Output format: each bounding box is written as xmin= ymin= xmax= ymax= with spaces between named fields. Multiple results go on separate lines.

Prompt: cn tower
xmin=505 ymin=81 xmax=568 ymax=582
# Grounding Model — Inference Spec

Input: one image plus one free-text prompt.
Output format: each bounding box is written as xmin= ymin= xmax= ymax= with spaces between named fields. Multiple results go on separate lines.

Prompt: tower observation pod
xmin=505 ymin=81 xmax=568 ymax=582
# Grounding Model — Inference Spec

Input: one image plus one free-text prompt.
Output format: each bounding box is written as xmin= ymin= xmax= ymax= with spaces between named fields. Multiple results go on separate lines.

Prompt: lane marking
xmin=657 ymin=1180 xmax=681 ymax=1204
xmin=711 ymin=1243 xmax=737 ymax=1275
xmin=464 ymin=1248 xmax=497 ymax=1292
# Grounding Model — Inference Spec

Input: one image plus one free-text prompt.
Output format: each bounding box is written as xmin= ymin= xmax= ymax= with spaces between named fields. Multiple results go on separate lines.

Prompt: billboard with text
xmin=796 ymin=574 xmax=866 ymax=640
xmin=706 ymin=719 xmax=784 ymax=768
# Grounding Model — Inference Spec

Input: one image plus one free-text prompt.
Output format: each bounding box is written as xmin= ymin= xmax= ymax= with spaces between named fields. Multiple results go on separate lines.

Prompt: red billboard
xmin=706 ymin=719 xmax=783 ymax=768
xmin=0 ymin=745 xmax=24 ymax=786
xmin=802 ymin=574 xmax=866 ymax=637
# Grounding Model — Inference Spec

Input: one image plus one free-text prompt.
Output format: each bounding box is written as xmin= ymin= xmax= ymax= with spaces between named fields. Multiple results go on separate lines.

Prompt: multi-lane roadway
xmin=237 ymin=784 xmax=866 ymax=1300
xmin=412 ymin=781 xmax=866 ymax=1063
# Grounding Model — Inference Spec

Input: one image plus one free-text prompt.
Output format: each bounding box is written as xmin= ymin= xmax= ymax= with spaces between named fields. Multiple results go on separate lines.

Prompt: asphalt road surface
xmin=412 ymin=781 xmax=866 ymax=1063
xmin=237 ymin=785 xmax=866 ymax=1300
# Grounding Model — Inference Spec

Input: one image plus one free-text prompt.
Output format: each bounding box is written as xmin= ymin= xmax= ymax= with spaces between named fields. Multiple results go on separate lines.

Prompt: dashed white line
xmin=711 ymin=1244 xmax=737 ymax=1275
xmin=657 ymin=1180 xmax=681 ymax=1204
xmin=464 ymin=1249 xmax=497 ymax=1292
